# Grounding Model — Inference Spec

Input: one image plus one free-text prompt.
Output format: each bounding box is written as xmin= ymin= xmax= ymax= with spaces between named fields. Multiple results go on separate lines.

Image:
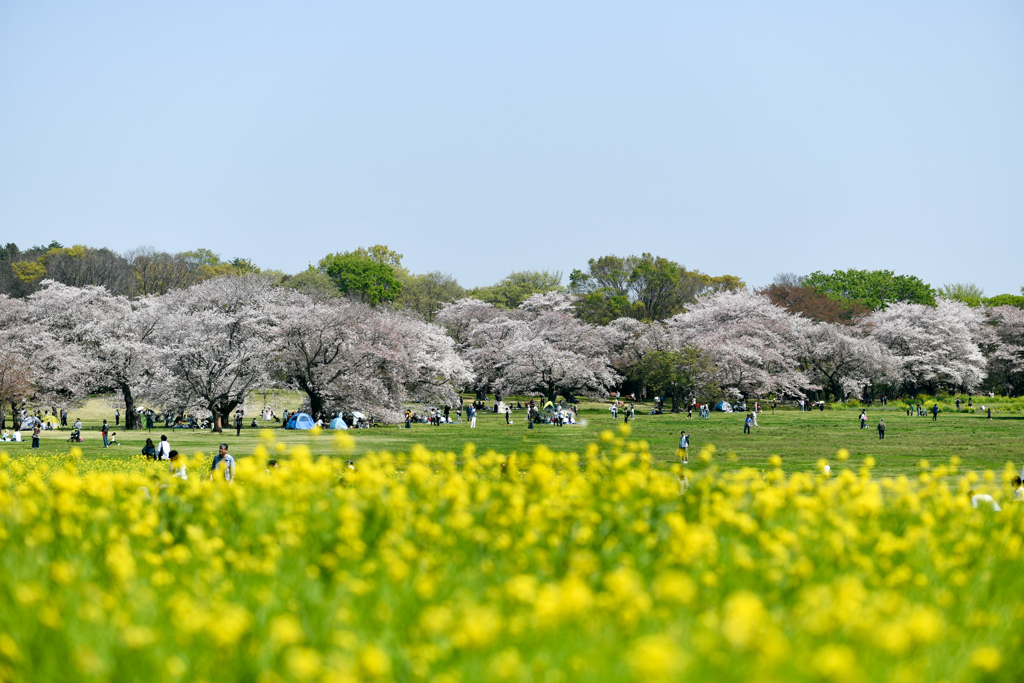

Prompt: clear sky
xmin=1 ymin=1 xmax=1021 ymax=294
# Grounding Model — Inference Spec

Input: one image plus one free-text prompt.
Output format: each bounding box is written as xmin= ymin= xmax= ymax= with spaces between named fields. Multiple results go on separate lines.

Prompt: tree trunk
xmin=670 ymin=391 xmax=682 ymax=413
xmin=121 ymin=383 xmax=141 ymax=430
xmin=213 ymin=400 xmax=239 ymax=434
xmin=297 ymin=377 xmax=325 ymax=419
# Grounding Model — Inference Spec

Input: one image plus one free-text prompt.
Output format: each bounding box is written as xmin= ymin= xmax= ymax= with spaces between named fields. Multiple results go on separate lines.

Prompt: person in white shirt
xmin=970 ymin=492 xmax=1002 ymax=511
xmin=156 ymin=435 xmax=171 ymax=461
xmin=168 ymin=450 xmax=187 ymax=480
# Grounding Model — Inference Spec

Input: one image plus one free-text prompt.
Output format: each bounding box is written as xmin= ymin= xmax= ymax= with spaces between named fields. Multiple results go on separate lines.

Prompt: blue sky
xmin=1 ymin=1 xmax=1021 ymax=293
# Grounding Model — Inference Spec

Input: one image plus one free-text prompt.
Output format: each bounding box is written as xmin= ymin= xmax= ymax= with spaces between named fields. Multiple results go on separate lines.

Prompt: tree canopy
xmin=318 ymin=251 xmax=403 ymax=306
xmin=803 ymin=269 xmax=936 ymax=310
xmin=470 ymin=270 xmax=563 ymax=310
xmin=570 ymin=253 xmax=743 ymax=323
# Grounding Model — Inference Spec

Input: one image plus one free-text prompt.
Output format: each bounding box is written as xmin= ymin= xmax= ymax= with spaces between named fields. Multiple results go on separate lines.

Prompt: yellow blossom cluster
xmin=0 ymin=428 xmax=1021 ymax=682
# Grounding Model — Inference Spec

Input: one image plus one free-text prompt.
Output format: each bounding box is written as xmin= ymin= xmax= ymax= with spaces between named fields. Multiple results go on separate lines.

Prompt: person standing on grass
xmin=859 ymin=410 xmax=867 ymax=429
xmin=878 ymin=418 xmax=886 ymax=440
xmin=31 ymin=423 xmax=41 ymax=449
xmin=744 ymin=414 xmax=752 ymax=434
xmin=115 ymin=409 xmax=120 ymax=427
xmin=102 ymin=420 xmax=109 ymax=448
xmin=235 ymin=411 xmax=243 ymax=436
xmin=956 ymin=397 xmax=962 ymax=411
xmin=469 ymin=404 xmax=477 ymax=428
xmin=157 ymin=434 xmax=171 ymax=461
xmin=210 ymin=443 xmax=235 ymax=482
xmin=932 ymin=403 xmax=939 ymax=421
xmin=678 ymin=431 xmax=689 ymax=464
xmin=772 ymin=399 xmax=776 ymax=415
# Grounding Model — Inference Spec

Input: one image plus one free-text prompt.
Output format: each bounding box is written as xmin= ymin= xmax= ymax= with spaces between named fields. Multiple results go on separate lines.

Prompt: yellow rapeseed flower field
xmin=0 ymin=426 xmax=1021 ymax=682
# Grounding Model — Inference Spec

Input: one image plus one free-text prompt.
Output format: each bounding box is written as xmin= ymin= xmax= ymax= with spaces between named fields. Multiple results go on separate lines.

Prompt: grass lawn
xmin=7 ymin=398 xmax=1022 ymax=479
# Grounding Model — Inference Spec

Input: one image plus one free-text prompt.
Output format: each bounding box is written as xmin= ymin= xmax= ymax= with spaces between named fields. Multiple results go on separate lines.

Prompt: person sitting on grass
xmin=1012 ymin=476 xmax=1023 ymax=502
xmin=168 ymin=450 xmax=186 ymax=480
xmin=142 ymin=438 xmax=156 ymax=459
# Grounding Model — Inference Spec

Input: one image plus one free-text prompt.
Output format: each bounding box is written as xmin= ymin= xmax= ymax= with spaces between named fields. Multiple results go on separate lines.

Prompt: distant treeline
xmin=2 ymin=242 xmax=1022 ymax=325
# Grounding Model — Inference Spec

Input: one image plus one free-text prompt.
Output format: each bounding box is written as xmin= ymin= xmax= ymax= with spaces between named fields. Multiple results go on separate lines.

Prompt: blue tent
xmin=714 ymin=401 xmax=733 ymax=413
xmin=286 ymin=412 xmax=316 ymax=430
xmin=328 ymin=416 xmax=348 ymax=430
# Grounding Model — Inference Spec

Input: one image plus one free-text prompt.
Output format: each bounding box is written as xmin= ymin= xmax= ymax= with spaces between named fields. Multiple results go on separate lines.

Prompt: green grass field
xmin=7 ymin=397 xmax=1022 ymax=478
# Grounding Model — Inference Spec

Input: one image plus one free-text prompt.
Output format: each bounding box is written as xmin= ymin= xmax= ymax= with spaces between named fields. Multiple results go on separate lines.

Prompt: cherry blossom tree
xmin=667 ymin=290 xmax=810 ymax=399
xmin=437 ymin=299 xmax=527 ymax=399
xmin=796 ymin=322 xmax=895 ymax=401
xmin=439 ymin=293 xmax=619 ymax=402
xmin=983 ymin=305 xmax=1024 ymax=395
xmin=27 ymin=281 xmax=167 ymax=429
xmin=599 ymin=317 xmax=671 ymax=398
xmin=156 ymin=276 xmax=276 ymax=432
xmin=0 ymin=296 xmax=40 ymax=428
xmin=864 ymin=299 xmax=987 ymax=394
xmin=21 ymin=282 xmax=121 ymax=419
xmin=274 ymin=295 xmax=473 ymax=422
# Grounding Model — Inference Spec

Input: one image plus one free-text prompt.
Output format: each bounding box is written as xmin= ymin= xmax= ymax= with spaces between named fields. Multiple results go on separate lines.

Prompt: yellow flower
xmin=358 ymin=645 xmax=391 ymax=678
xmin=626 ymin=634 xmax=686 ymax=681
xmin=269 ymin=613 xmax=305 ymax=647
xmin=969 ymin=646 xmax=1001 ymax=672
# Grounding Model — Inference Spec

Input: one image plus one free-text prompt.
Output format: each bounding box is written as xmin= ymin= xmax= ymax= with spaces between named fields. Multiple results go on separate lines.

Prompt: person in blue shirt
xmin=744 ymin=415 xmax=752 ymax=434
xmin=210 ymin=443 xmax=235 ymax=482
xmin=677 ymin=431 xmax=689 ymax=464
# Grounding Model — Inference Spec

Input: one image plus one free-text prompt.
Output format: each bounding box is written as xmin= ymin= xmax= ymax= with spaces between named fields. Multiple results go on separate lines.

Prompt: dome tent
xmin=286 ymin=412 xmax=316 ymax=430
xmin=329 ymin=416 xmax=348 ymax=430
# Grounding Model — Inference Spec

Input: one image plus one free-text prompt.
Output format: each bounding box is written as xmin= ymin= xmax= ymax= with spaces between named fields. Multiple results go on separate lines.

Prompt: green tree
xmin=938 ymin=282 xmax=984 ymax=307
xmin=318 ymin=252 xmax=402 ymax=305
xmin=350 ymin=244 xmax=404 ymax=267
xmin=636 ymin=346 xmax=720 ymax=413
xmin=570 ymin=253 xmax=744 ymax=323
xmin=471 ymin=270 xmax=563 ymax=309
xmin=803 ymin=269 xmax=936 ymax=310
xmin=984 ymin=294 xmax=1024 ymax=309
xmin=399 ymin=271 xmax=465 ymax=322
xmin=281 ymin=269 xmax=342 ymax=301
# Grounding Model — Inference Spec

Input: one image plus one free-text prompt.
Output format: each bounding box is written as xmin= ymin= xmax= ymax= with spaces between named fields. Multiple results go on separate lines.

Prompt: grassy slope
xmin=7 ymin=398 xmax=1022 ymax=479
